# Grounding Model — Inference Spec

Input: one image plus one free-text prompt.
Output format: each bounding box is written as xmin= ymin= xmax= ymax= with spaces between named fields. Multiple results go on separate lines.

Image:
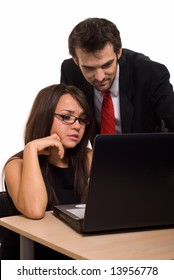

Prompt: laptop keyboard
xmin=67 ymin=204 xmax=86 ymax=219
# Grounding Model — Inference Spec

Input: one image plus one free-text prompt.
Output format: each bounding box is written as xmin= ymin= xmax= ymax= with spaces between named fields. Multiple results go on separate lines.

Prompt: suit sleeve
xmin=60 ymin=59 xmax=86 ymax=85
xmin=150 ymin=63 xmax=174 ymax=131
xmin=60 ymin=60 xmax=71 ymax=84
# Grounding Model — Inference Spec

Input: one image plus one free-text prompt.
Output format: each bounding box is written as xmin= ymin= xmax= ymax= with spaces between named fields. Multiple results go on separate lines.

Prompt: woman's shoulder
xmin=86 ymin=147 xmax=93 ymax=157
xmin=86 ymin=147 xmax=93 ymax=174
xmin=4 ymin=151 xmax=23 ymax=171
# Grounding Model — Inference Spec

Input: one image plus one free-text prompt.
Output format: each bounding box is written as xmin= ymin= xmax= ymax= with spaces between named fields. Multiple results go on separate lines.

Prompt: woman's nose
xmin=71 ymin=119 xmax=81 ymax=129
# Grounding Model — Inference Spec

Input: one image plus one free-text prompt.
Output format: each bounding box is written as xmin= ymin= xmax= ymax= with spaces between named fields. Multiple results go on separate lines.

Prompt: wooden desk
xmin=0 ymin=211 xmax=174 ymax=260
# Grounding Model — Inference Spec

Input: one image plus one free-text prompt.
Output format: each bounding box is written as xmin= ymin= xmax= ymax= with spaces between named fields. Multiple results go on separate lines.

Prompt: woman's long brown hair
xmin=6 ymin=84 xmax=94 ymax=208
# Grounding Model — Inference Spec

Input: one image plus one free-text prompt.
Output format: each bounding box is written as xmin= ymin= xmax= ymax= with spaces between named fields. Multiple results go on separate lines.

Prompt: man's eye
xmin=83 ymin=67 xmax=95 ymax=72
xmin=102 ymin=62 xmax=112 ymax=69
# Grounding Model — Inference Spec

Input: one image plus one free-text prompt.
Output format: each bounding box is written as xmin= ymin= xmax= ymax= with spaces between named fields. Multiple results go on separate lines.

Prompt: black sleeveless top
xmin=48 ymin=163 xmax=80 ymax=204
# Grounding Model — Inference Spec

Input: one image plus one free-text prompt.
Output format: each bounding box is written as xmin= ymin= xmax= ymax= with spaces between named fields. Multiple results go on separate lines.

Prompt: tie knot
xmin=102 ymin=90 xmax=110 ymax=97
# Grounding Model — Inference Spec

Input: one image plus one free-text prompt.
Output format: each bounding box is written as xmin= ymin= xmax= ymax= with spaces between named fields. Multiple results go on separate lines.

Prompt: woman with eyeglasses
xmin=4 ymin=83 xmax=94 ymax=220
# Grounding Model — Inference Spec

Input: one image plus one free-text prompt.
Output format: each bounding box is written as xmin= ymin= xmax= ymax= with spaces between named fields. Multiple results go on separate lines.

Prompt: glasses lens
xmin=61 ymin=115 xmax=74 ymax=123
xmin=80 ymin=117 xmax=90 ymax=126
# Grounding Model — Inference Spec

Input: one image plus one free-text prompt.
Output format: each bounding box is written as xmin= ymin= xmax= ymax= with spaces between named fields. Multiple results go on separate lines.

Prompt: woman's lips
xmin=68 ymin=134 xmax=79 ymax=141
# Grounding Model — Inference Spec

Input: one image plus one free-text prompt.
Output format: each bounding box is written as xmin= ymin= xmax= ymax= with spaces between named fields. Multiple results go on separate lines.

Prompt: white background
xmin=0 ymin=0 xmax=174 ymax=190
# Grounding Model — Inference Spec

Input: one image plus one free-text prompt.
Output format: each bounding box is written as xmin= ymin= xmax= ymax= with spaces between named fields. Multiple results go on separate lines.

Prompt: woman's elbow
xmin=27 ymin=210 xmax=46 ymax=220
xmin=19 ymin=206 xmax=46 ymax=220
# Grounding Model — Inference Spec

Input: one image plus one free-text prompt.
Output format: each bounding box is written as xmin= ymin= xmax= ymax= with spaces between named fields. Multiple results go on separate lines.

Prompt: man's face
xmin=73 ymin=43 xmax=122 ymax=92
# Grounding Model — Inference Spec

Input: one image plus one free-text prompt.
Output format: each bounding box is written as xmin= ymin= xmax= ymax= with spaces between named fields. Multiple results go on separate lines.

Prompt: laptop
xmin=53 ymin=133 xmax=174 ymax=233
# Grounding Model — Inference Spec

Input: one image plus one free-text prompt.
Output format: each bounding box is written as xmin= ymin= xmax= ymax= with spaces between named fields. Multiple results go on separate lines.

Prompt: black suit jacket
xmin=60 ymin=49 xmax=174 ymax=137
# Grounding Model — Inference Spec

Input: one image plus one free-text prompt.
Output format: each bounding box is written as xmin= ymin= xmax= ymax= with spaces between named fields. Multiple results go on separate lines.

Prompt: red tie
xmin=101 ymin=91 xmax=116 ymax=134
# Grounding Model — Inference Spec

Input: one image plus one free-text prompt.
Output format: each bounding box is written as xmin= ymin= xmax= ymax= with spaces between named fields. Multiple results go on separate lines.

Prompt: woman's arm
xmin=4 ymin=133 xmax=64 ymax=219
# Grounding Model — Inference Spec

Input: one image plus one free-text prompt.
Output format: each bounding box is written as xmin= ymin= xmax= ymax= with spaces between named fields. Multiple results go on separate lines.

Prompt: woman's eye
xmin=63 ymin=115 xmax=71 ymax=120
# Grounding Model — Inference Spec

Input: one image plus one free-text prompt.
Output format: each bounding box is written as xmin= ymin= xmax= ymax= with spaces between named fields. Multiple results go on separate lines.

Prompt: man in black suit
xmin=60 ymin=18 xmax=174 ymax=140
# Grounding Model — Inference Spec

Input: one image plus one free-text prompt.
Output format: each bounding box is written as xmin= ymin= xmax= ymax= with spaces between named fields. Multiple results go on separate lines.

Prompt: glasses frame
xmin=54 ymin=113 xmax=90 ymax=126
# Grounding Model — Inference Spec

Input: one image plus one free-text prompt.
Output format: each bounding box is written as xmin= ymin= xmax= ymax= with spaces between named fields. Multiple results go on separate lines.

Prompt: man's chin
xmin=98 ymin=86 xmax=110 ymax=92
xmin=94 ymin=82 xmax=111 ymax=92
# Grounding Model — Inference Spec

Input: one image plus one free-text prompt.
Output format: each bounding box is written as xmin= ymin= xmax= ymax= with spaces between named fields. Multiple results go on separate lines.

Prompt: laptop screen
xmin=83 ymin=133 xmax=174 ymax=232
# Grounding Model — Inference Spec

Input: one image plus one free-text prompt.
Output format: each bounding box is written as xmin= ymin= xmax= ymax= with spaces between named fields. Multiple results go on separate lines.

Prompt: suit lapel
xmin=119 ymin=55 xmax=135 ymax=133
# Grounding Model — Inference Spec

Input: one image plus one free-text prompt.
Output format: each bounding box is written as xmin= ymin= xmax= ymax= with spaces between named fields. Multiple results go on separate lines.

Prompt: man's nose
xmin=94 ymin=68 xmax=105 ymax=81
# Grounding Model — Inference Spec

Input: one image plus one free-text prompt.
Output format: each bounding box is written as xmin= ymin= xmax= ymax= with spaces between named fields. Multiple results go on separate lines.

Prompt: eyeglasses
xmin=54 ymin=113 xmax=90 ymax=126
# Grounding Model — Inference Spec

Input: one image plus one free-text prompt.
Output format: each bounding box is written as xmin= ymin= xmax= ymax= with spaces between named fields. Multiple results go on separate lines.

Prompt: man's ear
xmin=117 ymin=48 xmax=122 ymax=60
xmin=72 ymin=56 xmax=79 ymax=66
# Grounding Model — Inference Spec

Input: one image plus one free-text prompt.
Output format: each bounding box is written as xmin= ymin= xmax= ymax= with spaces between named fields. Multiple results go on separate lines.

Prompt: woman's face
xmin=50 ymin=93 xmax=87 ymax=149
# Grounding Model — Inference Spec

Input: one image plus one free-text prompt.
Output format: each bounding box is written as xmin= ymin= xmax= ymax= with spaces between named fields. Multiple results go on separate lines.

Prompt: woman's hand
xmin=26 ymin=133 xmax=65 ymax=159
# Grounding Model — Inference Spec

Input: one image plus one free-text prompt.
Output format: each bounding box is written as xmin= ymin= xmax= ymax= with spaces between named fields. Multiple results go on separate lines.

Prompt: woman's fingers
xmin=50 ymin=133 xmax=64 ymax=159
